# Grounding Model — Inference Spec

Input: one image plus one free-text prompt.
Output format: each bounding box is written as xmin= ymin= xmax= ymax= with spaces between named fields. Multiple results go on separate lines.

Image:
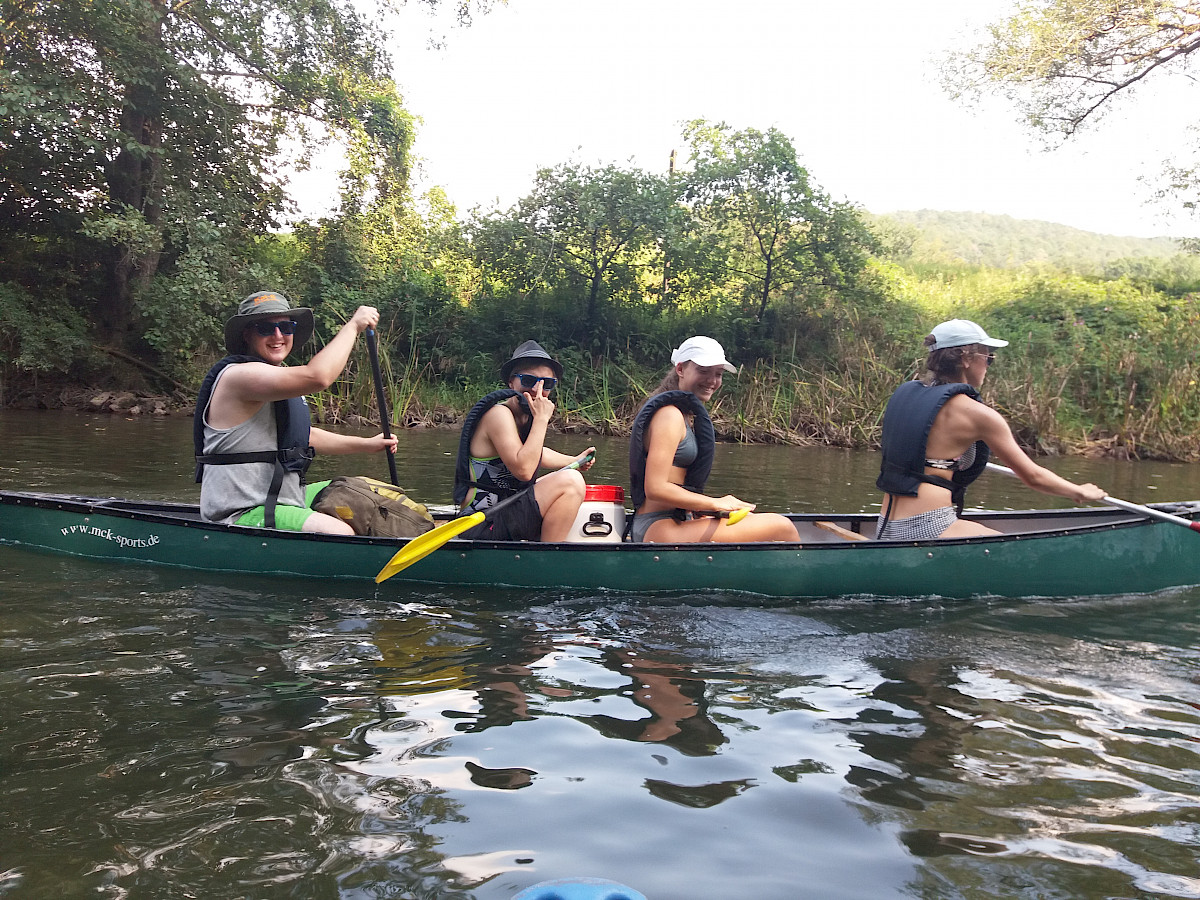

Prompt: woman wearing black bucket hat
xmin=452 ymin=340 xmax=594 ymax=541
xmin=194 ymin=292 xmax=397 ymax=533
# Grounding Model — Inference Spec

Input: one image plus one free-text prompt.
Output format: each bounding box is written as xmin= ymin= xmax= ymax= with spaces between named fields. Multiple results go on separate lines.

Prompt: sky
xmin=290 ymin=0 xmax=1200 ymax=238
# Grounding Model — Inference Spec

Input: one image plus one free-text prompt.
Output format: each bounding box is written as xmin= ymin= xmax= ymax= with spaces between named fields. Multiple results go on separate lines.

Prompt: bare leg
xmin=301 ymin=510 xmax=356 ymax=535
xmin=644 ymin=511 xmax=798 ymax=543
xmin=937 ymin=517 xmax=1001 ymax=538
xmin=532 ymin=469 xmax=587 ymax=541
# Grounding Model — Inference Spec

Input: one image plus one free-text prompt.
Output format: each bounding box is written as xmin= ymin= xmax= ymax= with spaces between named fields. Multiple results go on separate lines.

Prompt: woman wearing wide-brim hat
xmin=195 ymin=291 xmax=397 ymax=533
xmin=875 ymin=319 xmax=1107 ymax=540
xmin=222 ymin=291 xmax=316 ymax=355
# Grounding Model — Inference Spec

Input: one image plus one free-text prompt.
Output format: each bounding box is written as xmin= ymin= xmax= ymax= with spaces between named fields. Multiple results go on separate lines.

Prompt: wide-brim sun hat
xmin=670 ymin=335 xmax=737 ymax=373
xmin=501 ymin=340 xmax=564 ymax=381
xmin=224 ymin=291 xmax=314 ymax=355
xmin=929 ymin=319 xmax=1009 ymax=351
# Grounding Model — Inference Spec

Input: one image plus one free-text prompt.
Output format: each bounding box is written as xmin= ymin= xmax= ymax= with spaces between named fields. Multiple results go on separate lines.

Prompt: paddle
xmin=986 ymin=462 xmax=1200 ymax=532
xmin=364 ymin=327 xmax=399 ymax=487
xmin=375 ymin=451 xmax=596 ymax=583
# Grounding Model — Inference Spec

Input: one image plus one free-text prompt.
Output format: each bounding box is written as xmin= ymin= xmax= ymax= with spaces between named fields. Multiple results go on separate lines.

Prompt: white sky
xmin=290 ymin=0 xmax=1200 ymax=238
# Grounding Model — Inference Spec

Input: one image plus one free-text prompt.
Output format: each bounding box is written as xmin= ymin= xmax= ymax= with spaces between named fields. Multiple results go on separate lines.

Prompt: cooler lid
xmin=584 ymin=484 xmax=625 ymax=502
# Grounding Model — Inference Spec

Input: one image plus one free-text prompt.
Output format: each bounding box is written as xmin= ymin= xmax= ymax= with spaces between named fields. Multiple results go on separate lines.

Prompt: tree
xmin=468 ymin=162 xmax=669 ymax=331
xmin=681 ymin=120 xmax=876 ymax=322
xmin=0 ymin=0 xmax=485 ymax=361
xmin=944 ymin=1 xmax=1200 ymax=211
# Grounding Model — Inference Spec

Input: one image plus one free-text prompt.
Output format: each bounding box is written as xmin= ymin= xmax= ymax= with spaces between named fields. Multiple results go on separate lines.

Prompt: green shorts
xmin=234 ymin=481 xmax=330 ymax=531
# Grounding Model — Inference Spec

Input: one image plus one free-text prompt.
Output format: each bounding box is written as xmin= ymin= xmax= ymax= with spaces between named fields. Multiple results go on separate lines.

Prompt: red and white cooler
xmin=563 ymin=485 xmax=627 ymax=543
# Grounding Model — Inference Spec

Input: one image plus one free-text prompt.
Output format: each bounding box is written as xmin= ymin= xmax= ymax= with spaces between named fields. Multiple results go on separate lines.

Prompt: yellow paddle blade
xmin=726 ymin=508 xmax=750 ymax=526
xmin=375 ymin=512 xmax=485 ymax=584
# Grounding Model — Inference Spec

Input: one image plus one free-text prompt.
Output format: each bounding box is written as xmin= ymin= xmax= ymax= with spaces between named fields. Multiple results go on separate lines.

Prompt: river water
xmin=1 ymin=410 xmax=1198 ymax=899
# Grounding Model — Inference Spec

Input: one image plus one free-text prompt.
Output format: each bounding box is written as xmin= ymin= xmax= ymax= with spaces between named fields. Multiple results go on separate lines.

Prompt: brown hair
xmin=650 ymin=367 xmax=681 ymax=397
xmin=920 ymin=336 xmax=988 ymax=385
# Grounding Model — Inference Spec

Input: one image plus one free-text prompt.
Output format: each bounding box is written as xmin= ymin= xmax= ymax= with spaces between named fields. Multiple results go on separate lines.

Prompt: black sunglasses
xmin=516 ymin=373 xmax=557 ymax=391
xmin=978 ymin=352 xmax=996 ymax=367
xmin=252 ymin=319 xmax=298 ymax=336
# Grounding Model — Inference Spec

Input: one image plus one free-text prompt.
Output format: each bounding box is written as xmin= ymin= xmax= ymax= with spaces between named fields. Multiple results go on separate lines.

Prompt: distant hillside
xmin=873 ymin=210 xmax=1182 ymax=270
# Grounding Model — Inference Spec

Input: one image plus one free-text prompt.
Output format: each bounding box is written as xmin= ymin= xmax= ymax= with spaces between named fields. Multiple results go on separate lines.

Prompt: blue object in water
xmin=512 ymin=876 xmax=648 ymax=900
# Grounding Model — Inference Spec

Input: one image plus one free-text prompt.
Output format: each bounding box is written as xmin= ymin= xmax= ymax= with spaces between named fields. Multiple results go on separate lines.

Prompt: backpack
xmin=311 ymin=476 xmax=435 ymax=538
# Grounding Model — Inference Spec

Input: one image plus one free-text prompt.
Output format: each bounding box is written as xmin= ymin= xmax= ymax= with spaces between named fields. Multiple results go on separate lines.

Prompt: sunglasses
xmin=516 ymin=373 xmax=557 ymax=391
xmin=251 ymin=319 xmax=298 ymax=336
xmin=978 ymin=352 xmax=996 ymax=367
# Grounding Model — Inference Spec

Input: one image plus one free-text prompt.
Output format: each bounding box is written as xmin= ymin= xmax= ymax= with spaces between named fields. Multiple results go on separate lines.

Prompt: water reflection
xmin=4 ymin=411 xmax=1200 ymax=898
xmin=4 ymin=574 xmax=1199 ymax=898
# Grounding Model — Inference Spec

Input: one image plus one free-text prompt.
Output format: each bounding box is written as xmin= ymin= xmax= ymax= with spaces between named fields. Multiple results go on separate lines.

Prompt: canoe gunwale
xmin=3 ymin=490 xmax=1196 ymax=552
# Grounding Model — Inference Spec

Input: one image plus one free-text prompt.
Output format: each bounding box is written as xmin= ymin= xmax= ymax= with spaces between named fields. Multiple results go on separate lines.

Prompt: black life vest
xmin=452 ymin=389 xmax=534 ymax=507
xmin=875 ymin=380 xmax=989 ymax=513
xmin=628 ymin=390 xmax=715 ymax=510
xmin=193 ymin=355 xmax=314 ymax=528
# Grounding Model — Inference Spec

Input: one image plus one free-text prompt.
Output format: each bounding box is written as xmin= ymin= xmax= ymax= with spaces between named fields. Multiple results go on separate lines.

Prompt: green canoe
xmin=2 ymin=490 xmax=1199 ymax=600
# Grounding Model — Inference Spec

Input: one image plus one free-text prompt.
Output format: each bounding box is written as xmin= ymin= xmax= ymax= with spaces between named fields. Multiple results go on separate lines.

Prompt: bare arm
xmin=479 ymin=387 xmax=557 ymax=482
xmin=542 ymin=446 xmax=596 ymax=470
xmin=642 ymin=406 xmax=752 ymax=514
xmin=218 ymin=306 xmax=379 ymax=404
xmin=309 ymin=427 xmax=397 ymax=457
xmin=973 ymin=404 xmax=1106 ymax=503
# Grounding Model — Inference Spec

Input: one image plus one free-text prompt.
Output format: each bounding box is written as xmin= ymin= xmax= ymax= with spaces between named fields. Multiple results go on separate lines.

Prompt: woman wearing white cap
xmin=628 ymin=336 xmax=798 ymax=543
xmin=875 ymin=319 xmax=1106 ymax=540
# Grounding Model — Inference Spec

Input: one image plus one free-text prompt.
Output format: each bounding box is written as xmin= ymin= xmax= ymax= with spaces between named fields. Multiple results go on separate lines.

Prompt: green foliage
xmin=681 ymin=120 xmax=879 ymax=322
xmin=875 ymin=210 xmax=1183 ymax=271
xmin=137 ymin=221 xmax=274 ymax=374
xmin=0 ymin=281 xmax=90 ymax=375
xmin=945 ymin=0 xmax=1200 ymax=138
xmin=6 ymin=44 xmax=1200 ymax=465
xmin=943 ymin=1 xmax=1200 ymax=214
xmin=468 ymin=161 xmax=671 ymax=336
xmin=0 ymin=0 xmax=460 ymax=358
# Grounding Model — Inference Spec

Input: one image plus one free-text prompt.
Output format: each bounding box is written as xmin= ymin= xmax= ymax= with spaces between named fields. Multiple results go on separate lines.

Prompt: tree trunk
xmin=100 ymin=3 xmax=167 ymax=348
xmin=757 ymin=252 xmax=774 ymax=321
xmin=587 ymin=270 xmax=602 ymax=326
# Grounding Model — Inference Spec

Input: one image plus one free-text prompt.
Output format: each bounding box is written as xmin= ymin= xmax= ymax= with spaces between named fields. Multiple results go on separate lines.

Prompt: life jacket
xmin=628 ymin=390 xmax=715 ymax=510
xmin=875 ymin=380 xmax=989 ymax=513
xmin=452 ymin=389 xmax=534 ymax=508
xmin=193 ymin=355 xmax=314 ymax=528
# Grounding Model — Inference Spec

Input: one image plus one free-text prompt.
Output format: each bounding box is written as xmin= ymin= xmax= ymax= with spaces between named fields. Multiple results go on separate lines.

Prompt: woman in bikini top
xmin=877 ymin=319 xmax=1106 ymax=540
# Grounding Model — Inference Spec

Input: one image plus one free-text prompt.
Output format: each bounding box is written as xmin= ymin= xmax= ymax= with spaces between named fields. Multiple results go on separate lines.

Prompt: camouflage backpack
xmin=311 ymin=476 xmax=434 ymax=538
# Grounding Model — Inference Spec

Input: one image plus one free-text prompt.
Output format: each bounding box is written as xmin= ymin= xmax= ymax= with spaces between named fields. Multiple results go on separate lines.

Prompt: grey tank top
xmin=199 ymin=366 xmax=306 ymax=524
xmin=673 ymin=420 xmax=698 ymax=467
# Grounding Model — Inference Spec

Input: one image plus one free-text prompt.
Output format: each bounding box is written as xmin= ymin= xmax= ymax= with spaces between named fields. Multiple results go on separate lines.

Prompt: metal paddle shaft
xmin=986 ymin=462 xmax=1200 ymax=532
xmin=365 ymin=328 xmax=399 ymax=487
xmin=375 ymin=450 xmax=597 ymax=583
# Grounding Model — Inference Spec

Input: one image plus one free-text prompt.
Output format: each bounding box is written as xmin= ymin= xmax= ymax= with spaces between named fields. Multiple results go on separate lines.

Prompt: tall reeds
xmin=298 ymin=271 xmax=1200 ymax=462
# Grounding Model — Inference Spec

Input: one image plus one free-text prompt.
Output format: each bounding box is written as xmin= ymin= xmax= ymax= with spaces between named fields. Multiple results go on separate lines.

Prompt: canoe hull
xmin=3 ymin=491 xmax=1200 ymax=600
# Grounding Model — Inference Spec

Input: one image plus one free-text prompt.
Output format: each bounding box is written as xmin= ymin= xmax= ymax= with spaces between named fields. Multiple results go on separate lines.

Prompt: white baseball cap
xmin=671 ymin=336 xmax=737 ymax=373
xmin=929 ymin=319 xmax=1009 ymax=350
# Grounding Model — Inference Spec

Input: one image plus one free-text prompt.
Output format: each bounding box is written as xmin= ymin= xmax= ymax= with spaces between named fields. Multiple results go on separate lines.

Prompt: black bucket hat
xmin=224 ymin=291 xmax=314 ymax=355
xmin=500 ymin=340 xmax=563 ymax=382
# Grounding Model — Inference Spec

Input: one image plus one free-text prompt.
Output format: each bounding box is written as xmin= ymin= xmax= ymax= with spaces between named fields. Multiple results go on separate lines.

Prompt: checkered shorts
xmin=875 ymin=506 xmax=959 ymax=541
